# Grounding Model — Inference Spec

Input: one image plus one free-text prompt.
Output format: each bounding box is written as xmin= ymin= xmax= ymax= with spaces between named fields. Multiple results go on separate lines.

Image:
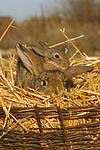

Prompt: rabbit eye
xmin=41 ymin=80 xmax=47 ymax=86
xmin=54 ymin=53 xmax=61 ymax=59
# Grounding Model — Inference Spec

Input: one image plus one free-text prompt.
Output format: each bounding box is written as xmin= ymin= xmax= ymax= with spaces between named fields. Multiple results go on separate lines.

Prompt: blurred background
xmin=0 ymin=0 xmax=100 ymax=58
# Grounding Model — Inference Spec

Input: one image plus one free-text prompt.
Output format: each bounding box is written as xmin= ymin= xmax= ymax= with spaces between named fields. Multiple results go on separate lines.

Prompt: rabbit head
xmin=32 ymin=41 xmax=70 ymax=71
xmin=30 ymin=71 xmax=64 ymax=96
xmin=17 ymin=42 xmax=70 ymax=75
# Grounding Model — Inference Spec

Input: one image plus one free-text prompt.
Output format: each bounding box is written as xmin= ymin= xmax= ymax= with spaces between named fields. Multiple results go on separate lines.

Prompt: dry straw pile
xmin=0 ymin=19 xmax=100 ymax=150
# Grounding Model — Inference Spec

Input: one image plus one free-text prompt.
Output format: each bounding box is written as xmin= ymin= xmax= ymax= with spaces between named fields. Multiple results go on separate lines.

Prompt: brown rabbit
xmin=20 ymin=66 xmax=93 ymax=96
xmin=15 ymin=42 xmax=93 ymax=93
xmin=15 ymin=42 xmax=70 ymax=87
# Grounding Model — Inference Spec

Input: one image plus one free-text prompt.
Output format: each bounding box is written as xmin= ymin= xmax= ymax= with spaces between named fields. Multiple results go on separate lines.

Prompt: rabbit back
xmin=15 ymin=57 xmax=34 ymax=88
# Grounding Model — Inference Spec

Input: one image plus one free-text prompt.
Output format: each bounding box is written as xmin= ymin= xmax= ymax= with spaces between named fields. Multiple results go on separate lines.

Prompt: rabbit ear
xmin=39 ymin=41 xmax=49 ymax=49
xmin=16 ymin=44 xmax=38 ymax=75
xmin=32 ymin=41 xmax=49 ymax=56
xmin=32 ymin=45 xmax=45 ymax=56
xmin=64 ymin=65 xmax=94 ymax=81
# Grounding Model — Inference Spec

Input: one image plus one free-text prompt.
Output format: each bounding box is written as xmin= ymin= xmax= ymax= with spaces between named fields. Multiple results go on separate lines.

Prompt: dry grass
xmin=0 ymin=19 xmax=100 ymax=149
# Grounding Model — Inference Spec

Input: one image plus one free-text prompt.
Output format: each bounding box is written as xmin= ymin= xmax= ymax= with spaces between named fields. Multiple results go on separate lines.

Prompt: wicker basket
xmin=0 ymin=105 xmax=100 ymax=150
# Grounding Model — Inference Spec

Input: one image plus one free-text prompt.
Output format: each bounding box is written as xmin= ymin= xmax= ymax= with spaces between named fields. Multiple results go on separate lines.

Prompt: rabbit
xmin=17 ymin=65 xmax=93 ymax=96
xmin=15 ymin=42 xmax=70 ymax=87
xmin=15 ymin=42 xmax=93 ymax=92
